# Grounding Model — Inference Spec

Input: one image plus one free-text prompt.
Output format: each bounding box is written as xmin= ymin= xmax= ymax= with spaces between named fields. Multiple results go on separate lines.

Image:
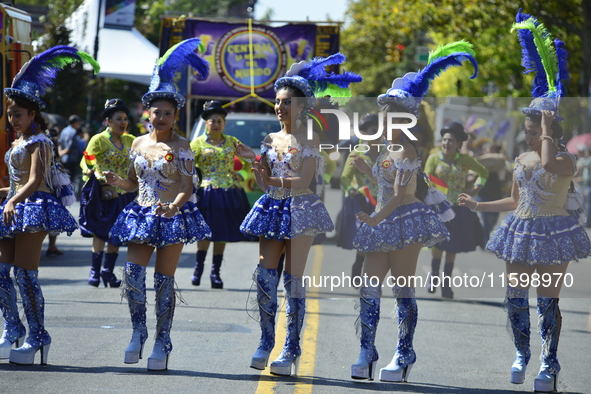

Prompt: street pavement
xmin=1 ymin=189 xmax=590 ymax=394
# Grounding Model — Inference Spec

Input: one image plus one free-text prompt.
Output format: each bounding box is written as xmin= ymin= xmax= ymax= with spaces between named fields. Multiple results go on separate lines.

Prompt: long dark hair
xmin=382 ymin=103 xmax=429 ymax=202
xmin=6 ymin=97 xmax=48 ymax=132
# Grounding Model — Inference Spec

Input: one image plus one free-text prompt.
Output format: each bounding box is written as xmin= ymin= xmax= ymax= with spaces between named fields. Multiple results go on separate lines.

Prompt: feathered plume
xmin=512 ymin=11 xmax=568 ymax=97
xmin=407 ymin=47 xmax=478 ymax=98
xmin=157 ymin=38 xmax=209 ymax=82
xmin=11 ymin=45 xmax=100 ymax=95
xmin=427 ymin=40 xmax=476 ymax=63
xmin=295 ymin=53 xmax=362 ymax=97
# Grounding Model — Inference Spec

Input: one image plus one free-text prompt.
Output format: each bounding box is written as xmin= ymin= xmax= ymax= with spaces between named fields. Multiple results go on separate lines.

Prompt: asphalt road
xmin=1 ymin=189 xmax=590 ymax=394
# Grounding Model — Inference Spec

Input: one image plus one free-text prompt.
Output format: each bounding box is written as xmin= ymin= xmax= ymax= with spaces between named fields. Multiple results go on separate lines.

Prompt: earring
xmin=31 ymin=121 xmax=37 ymax=133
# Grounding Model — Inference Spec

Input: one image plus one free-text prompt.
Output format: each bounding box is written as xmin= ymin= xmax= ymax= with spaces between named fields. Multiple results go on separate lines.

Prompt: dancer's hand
xmin=103 ymin=171 xmax=122 ymax=186
xmin=235 ymin=142 xmax=256 ymax=160
xmin=541 ymin=110 xmax=555 ymax=137
xmin=349 ymin=155 xmax=373 ymax=177
xmin=155 ymin=202 xmax=179 ymax=218
xmin=458 ymin=193 xmax=477 ymax=210
xmin=2 ymin=199 xmax=17 ymax=225
xmin=356 ymin=211 xmax=379 ymax=227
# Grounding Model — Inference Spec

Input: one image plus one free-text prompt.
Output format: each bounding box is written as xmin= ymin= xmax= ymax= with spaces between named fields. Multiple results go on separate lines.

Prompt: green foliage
xmin=342 ymin=0 xmax=583 ymax=98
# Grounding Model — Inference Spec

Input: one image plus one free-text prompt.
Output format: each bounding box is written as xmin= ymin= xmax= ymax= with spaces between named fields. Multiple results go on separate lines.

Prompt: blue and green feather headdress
xmin=377 ymin=40 xmax=478 ymax=118
xmin=512 ymin=9 xmax=569 ymax=122
xmin=274 ymin=53 xmax=362 ymax=107
xmin=142 ymin=38 xmax=210 ymax=109
xmin=4 ymin=46 xmax=100 ymax=110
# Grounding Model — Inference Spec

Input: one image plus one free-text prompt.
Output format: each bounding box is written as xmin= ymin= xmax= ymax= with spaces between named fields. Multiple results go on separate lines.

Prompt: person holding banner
xmin=79 ymin=98 xmax=136 ymax=288
xmin=189 ymin=100 xmax=254 ymax=289
xmin=424 ymin=121 xmax=488 ymax=299
xmin=337 ymin=113 xmax=380 ymax=281
xmin=240 ymin=53 xmax=360 ymax=376
xmin=349 ymin=41 xmax=475 ymax=383
xmin=0 ymin=46 xmax=95 ymax=364
xmin=459 ymin=10 xmax=591 ymax=392
xmin=105 ymin=38 xmax=211 ymax=371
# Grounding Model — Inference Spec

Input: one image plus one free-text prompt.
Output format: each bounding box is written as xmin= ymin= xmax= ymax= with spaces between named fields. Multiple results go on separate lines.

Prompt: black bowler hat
xmin=201 ymin=100 xmax=228 ymax=120
xmin=359 ymin=113 xmax=379 ymax=131
xmin=102 ymin=98 xmax=129 ymax=119
xmin=440 ymin=121 xmax=468 ymax=142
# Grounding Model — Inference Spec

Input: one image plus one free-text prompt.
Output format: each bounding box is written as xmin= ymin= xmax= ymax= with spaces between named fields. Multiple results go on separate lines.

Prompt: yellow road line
xmin=255 ymin=245 xmax=324 ymax=394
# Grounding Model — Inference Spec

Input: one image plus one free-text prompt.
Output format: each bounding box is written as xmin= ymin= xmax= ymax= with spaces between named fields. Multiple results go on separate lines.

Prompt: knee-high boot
xmin=269 ymin=272 xmax=305 ymax=376
xmin=351 ymin=284 xmax=380 ymax=380
xmin=427 ymin=258 xmax=441 ymax=293
xmin=123 ymin=262 xmax=147 ymax=364
xmin=88 ymin=252 xmax=103 ymax=287
xmin=9 ymin=267 xmax=51 ymax=365
xmin=147 ymin=272 xmax=176 ymax=371
xmin=379 ymin=286 xmax=417 ymax=382
xmin=250 ymin=265 xmax=279 ymax=370
xmin=191 ymin=250 xmax=207 ymax=286
xmin=0 ymin=263 xmax=26 ymax=359
xmin=534 ymin=297 xmax=561 ymax=393
xmin=210 ymin=254 xmax=224 ymax=289
xmin=101 ymin=253 xmax=121 ymax=288
xmin=506 ymin=286 xmax=530 ymax=384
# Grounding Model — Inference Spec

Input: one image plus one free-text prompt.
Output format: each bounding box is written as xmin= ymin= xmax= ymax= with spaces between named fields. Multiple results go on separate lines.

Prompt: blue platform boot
xmin=379 ymin=286 xmax=417 ymax=382
xmin=351 ymin=284 xmax=380 ymax=380
xmin=88 ymin=252 xmax=103 ymax=287
xmin=101 ymin=253 xmax=121 ymax=288
xmin=0 ymin=263 xmax=26 ymax=359
xmin=147 ymin=272 xmax=176 ymax=371
xmin=123 ymin=262 xmax=147 ymax=364
xmin=269 ymin=272 xmax=305 ymax=376
xmin=191 ymin=250 xmax=207 ymax=286
xmin=9 ymin=267 xmax=51 ymax=365
xmin=250 ymin=265 xmax=279 ymax=370
xmin=534 ymin=297 xmax=561 ymax=393
xmin=506 ymin=286 xmax=530 ymax=384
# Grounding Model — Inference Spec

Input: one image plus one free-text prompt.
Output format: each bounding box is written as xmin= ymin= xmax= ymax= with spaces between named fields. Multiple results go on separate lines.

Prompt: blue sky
xmin=254 ymin=0 xmax=349 ymax=22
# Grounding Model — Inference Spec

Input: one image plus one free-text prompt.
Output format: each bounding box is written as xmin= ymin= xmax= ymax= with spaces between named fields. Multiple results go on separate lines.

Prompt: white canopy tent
xmin=66 ymin=0 xmax=159 ymax=85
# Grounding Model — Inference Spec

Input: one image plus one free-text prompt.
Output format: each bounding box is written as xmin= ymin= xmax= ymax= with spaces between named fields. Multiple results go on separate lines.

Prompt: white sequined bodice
xmin=372 ymin=150 xmax=421 ymax=212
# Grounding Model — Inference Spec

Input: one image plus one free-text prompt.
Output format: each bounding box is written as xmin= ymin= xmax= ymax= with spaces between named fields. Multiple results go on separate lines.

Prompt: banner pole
xmin=248 ymin=18 xmax=255 ymax=95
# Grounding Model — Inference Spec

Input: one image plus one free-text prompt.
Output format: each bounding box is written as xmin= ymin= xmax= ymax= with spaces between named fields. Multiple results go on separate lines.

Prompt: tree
xmin=342 ymin=0 xmax=584 ymax=99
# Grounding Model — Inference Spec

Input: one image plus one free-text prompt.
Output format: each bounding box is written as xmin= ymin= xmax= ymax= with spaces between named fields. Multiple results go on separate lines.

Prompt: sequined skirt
xmin=240 ymin=193 xmax=334 ymax=241
xmin=197 ymin=186 xmax=250 ymax=242
xmin=109 ymin=201 xmax=212 ymax=248
xmin=0 ymin=191 xmax=78 ymax=238
xmin=353 ymin=202 xmax=450 ymax=252
xmin=487 ymin=213 xmax=591 ymax=265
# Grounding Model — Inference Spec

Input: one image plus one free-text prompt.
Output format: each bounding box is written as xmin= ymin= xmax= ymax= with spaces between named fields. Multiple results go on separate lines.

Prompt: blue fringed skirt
xmin=0 ymin=191 xmax=78 ymax=238
xmin=109 ymin=201 xmax=212 ymax=248
xmin=240 ymin=193 xmax=334 ymax=241
xmin=435 ymin=205 xmax=485 ymax=253
xmin=486 ymin=213 xmax=591 ymax=265
xmin=353 ymin=202 xmax=450 ymax=252
xmin=197 ymin=186 xmax=250 ymax=242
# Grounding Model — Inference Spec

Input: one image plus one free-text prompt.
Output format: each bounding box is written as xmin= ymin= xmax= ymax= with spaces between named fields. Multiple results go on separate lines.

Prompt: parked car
xmin=190 ymin=112 xmax=280 ymax=206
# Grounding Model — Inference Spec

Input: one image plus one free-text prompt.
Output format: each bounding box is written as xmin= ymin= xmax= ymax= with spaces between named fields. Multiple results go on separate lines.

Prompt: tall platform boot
xmin=506 ymin=286 xmax=530 ymax=384
xmin=88 ymin=252 xmax=103 ymax=287
xmin=0 ymin=263 xmax=26 ymax=359
xmin=9 ymin=267 xmax=51 ymax=365
xmin=534 ymin=297 xmax=561 ymax=393
xmin=123 ymin=262 xmax=147 ymax=364
xmin=250 ymin=265 xmax=279 ymax=370
xmin=191 ymin=250 xmax=207 ymax=286
xmin=101 ymin=252 xmax=121 ymax=288
xmin=351 ymin=284 xmax=380 ymax=380
xmin=269 ymin=273 xmax=305 ymax=376
xmin=147 ymin=272 xmax=176 ymax=371
xmin=210 ymin=254 xmax=224 ymax=289
xmin=379 ymin=287 xmax=417 ymax=382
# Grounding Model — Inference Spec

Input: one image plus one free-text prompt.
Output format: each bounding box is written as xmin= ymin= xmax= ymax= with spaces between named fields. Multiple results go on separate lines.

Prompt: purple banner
xmin=186 ymin=21 xmax=317 ymax=99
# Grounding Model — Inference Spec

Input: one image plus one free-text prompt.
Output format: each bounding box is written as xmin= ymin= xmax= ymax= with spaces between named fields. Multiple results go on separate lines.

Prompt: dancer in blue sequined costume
xmin=105 ymin=38 xmax=211 ymax=371
xmin=0 ymin=46 xmax=97 ymax=365
xmin=242 ymin=53 xmax=360 ymax=377
xmin=350 ymin=41 xmax=477 ymax=383
xmin=459 ymin=11 xmax=591 ymax=392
